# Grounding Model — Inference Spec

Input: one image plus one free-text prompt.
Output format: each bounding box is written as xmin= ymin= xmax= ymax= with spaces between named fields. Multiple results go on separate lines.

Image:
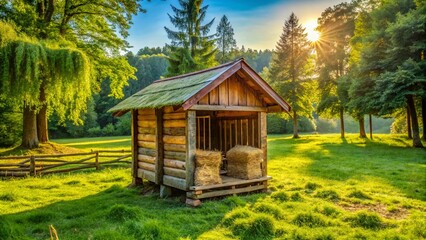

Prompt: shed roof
xmin=109 ymin=58 xmax=290 ymax=115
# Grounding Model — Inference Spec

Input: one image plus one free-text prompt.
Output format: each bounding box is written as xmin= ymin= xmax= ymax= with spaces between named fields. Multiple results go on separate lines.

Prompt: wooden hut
xmin=109 ymin=58 xmax=290 ymax=205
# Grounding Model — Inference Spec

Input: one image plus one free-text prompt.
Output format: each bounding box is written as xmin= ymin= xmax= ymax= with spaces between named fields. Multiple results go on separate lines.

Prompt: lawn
xmin=0 ymin=134 xmax=425 ymax=239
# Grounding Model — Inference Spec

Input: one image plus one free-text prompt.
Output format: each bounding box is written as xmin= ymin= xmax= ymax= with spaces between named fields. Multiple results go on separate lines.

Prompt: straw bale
xmin=194 ymin=150 xmax=222 ymax=186
xmin=226 ymin=145 xmax=263 ymax=180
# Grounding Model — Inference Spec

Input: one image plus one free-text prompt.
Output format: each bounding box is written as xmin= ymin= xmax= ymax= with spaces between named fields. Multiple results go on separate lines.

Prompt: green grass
xmin=0 ymin=134 xmax=425 ymax=239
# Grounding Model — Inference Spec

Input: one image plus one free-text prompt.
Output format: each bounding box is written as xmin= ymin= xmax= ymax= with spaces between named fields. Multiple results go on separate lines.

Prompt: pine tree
xmin=164 ymin=0 xmax=217 ymax=76
xmin=216 ymin=15 xmax=237 ymax=63
xmin=269 ymin=13 xmax=313 ymax=138
xmin=316 ymin=2 xmax=357 ymax=138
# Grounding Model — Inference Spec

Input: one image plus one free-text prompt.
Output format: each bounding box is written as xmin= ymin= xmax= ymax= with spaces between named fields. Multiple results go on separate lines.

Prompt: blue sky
xmin=127 ymin=0 xmax=347 ymax=52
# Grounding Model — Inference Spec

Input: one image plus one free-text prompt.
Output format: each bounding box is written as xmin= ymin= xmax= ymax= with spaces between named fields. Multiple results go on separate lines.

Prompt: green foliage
xmin=216 ymin=15 xmax=237 ymax=63
xmin=0 ymin=193 xmax=16 ymax=202
xmin=291 ymin=192 xmax=303 ymax=201
xmin=165 ymin=0 xmax=217 ymax=76
xmin=0 ymin=216 xmax=12 ymax=240
xmin=108 ymin=204 xmax=140 ymax=222
xmin=346 ymin=211 xmax=385 ymax=230
xmin=267 ymin=114 xmax=289 ymax=134
xmin=292 ymin=213 xmax=328 ymax=228
xmin=222 ymin=208 xmax=253 ymax=227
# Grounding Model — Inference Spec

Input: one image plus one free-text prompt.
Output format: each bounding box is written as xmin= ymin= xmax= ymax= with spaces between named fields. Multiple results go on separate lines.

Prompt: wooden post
xmin=155 ymin=108 xmax=164 ymax=185
xmin=186 ymin=110 xmax=196 ymax=189
xmin=258 ymin=112 xmax=267 ymax=177
xmin=95 ymin=151 xmax=99 ymax=170
xmin=131 ymin=110 xmax=142 ymax=186
xmin=30 ymin=155 xmax=35 ymax=176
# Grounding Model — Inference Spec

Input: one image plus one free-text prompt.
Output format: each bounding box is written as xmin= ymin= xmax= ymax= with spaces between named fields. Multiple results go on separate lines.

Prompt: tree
xmin=164 ymin=0 xmax=217 ymax=76
xmin=0 ymin=0 xmax=141 ymax=148
xmin=269 ymin=13 xmax=313 ymax=138
xmin=216 ymin=15 xmax=237 ymax=63
xmin=316 ymin=2 xmax=357 ymax=138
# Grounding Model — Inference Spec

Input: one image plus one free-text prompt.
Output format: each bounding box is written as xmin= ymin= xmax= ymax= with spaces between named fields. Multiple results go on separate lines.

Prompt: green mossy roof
xmin=109 ymin=61 xmax=237 ymax=113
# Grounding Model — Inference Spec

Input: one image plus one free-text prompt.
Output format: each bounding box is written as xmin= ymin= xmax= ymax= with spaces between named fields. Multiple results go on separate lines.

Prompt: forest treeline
xmin=0 ymin=0 xmax=424 ymax=148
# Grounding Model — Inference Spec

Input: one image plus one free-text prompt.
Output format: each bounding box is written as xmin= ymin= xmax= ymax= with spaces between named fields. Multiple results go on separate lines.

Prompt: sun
xmin=304 ymin=19 xmax=320 ymax=42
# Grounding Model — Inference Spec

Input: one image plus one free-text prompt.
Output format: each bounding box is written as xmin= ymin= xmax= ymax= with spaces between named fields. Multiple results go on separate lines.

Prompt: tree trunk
xmin=21 ymin=104 xmax=39 ymax=149
xmin=36 ymin=85 xmax=49 ymax=143
xmin=340 ymin=107 xmax=345 ymax=138
xmin=359 ymin=116 xmax=366 ymax=138
xmin=407 ymin=95 xmax=423 ymax=148
xmin=422 ymin=97 xmax=425 ymax=141
xmin=369 ymin=114 xmax=373 ymax=140
xmin=407 ymin=106 xmax=412 ymax=139
xmin=292 ymin=110 xmax=299 ymax=138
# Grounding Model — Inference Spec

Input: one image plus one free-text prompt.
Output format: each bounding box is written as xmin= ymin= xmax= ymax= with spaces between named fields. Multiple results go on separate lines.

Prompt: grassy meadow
xmin=0 ymin=134 xmax=425 ymax=239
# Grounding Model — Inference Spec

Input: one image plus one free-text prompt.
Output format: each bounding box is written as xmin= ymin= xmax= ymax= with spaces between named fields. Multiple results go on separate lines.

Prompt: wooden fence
xmin=0 ymin=150 xmax=131 ymax=177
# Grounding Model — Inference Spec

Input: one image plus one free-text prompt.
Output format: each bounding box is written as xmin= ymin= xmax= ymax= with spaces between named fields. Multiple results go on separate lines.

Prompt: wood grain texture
xmin=186 ymin=110 xmax=196 ymax=189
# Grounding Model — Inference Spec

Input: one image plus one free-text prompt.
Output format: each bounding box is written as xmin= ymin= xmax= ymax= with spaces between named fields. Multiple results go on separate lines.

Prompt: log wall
xmin=162 ymin=106 xmax=187 ymax=189
xmin=137 ymin=109 xmax=157 ymax=183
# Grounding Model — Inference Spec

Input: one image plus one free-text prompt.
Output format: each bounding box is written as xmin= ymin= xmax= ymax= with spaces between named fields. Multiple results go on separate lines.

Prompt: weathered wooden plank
xmin=137 ymin=134 xmax=156 ymax=142
xmin=138 ymin=120 xmax=156 ymax=128
xmin=163 ymin=106 xmax=175 ymax=113
xmin=228 ymin=76 xmax=239 ymax=106
xmin=163 ymin=135 xmax=186 ymax=145
xmin=138 ymin=154 xmax=155 ymax=164
xmin=188 ymin=184 xmax=266 ymax=199
xmin=138 ymin=141 xmax=156 ymax=149
xmin=138 ymin=109 xmax=155 ymax=115
xmin=163 ymin=112 xmax=186 ymax=120
xmin=189 ymin=105 xmax=267 ymax=112
xmin=246 ymin=89 xmax=256 ymax=106
xmin=189 ymin=176 xmax=271 ymax=190
xmin=138 ymin=148 xmax=157 ymax=157
xmin=186 ymin=110 xmax=196 ymax=189
xmin=164 ymin=143 xmax=186 ymax=152
xmin=163 ymin=127 xmax=185 ymax=136
xmin=209 ymin=87 xmax=219 ymax=105
xmin=138 ymin=169 xmax=156 ymax=182
xmin=164 ymin=120 xmax=186 ymax=128
xmin=198 ymin=95 xmax=209 ymax=105
xmin=155 ymin=108 xmax=164 ymax=185
xmin=138 ymin=162 xmax=155 ymax=172
xmin=131 ymin=110 xmax=140 ymax=184
xmin=259 ymin=112 xmax=267 ymax=176
xmin=163 ymin=167 xmax=186 ymax=179
xmin=164 ymin=159 xmax=185 ymax=169
xmin=138 ymin=127 xmax=156 ymax=135
xmin=164 ymin=151 xmax=186 ymax=161
xmin=137 ymin=114 xmax=156 ymax=121
xmin=163 ymin=175 xmax=187 ymax=190
xmin=218 ymin=79 xmax=229 ymax=105
xmin=238 ymin=78 xmax=247 ymax=106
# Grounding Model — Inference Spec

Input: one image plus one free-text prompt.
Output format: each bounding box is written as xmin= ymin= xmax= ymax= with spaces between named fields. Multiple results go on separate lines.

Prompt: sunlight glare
xmin=304 ymin=20 xmax=320 ymax=42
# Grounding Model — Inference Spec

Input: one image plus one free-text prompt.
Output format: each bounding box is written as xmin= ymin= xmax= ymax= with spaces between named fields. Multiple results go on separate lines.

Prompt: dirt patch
xmin=339 ymin=202 xmax=409 ymax=220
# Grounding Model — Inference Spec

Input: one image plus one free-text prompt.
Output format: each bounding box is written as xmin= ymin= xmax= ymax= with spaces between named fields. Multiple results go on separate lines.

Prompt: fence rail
xmin=0 ymin=150 xmax=131 ymax=177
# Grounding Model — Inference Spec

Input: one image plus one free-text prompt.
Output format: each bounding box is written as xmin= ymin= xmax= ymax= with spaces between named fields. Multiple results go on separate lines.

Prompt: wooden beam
xmin=189 ymin=105 xmax=267 ymax=112
xmin=163 ymin=175 xmax=187 ymax=190
xmin=259 ymin=112 xmax=267 ymax=177
xmin=131 ymin=110 xmax=142 ymax=185
xmin=189 ymin=176 xmax=272 ymax=191
xmin=188 ymin=184 xmax=266 ymax=199
xmin=155 ymin=108 xmax=164 ymax=185
xmin=138 ymin=169 xmax=155 ymax=182
xmin=186 ymin=110 xmax=196 ymax=190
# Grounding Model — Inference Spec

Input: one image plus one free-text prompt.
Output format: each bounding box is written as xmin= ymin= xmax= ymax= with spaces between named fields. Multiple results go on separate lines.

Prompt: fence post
xmin=30 ymin=156 xmax=36 ymax=176
xmin=95 ymin=151 xmax=99 ymax=170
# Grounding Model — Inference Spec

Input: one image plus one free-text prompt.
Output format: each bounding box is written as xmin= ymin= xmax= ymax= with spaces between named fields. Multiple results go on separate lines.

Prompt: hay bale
xmin=226 ymin=145 xmax=263 ymax=180
xmin=194 ymin=150 xmax=222 ymax=186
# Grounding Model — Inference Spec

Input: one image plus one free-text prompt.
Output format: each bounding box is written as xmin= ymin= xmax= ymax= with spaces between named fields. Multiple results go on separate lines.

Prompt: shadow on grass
xmin=2 ymin=184 xmax=262 ymax=239
xmin=269 ymin=135 xmax=426 ymax=201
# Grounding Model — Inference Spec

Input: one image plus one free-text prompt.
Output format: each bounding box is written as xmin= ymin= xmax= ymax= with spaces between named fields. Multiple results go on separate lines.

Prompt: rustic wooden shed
xmin=109 ymin=58 xmax=290 ymax=205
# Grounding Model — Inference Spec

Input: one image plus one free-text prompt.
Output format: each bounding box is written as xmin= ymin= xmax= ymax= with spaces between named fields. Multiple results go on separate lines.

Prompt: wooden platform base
xmin=185 ymin=176 xmax=271 ymax=206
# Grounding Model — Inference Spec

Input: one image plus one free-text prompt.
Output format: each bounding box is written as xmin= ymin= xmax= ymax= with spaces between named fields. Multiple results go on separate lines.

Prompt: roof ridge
xmin=154 ymin=58 xmax=244 ymax=83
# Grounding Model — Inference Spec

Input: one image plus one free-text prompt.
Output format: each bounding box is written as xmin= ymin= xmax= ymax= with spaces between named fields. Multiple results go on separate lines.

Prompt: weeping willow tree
xmin=0 ymin=22 xmax=92 ymax=148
